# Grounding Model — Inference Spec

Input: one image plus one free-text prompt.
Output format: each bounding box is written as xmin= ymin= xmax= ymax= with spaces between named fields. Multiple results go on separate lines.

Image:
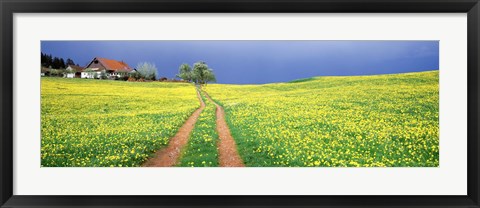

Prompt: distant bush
xmin=48 ymin=68 xmax=64 ymax=77
xmin=129 ymin=71 xmax=141 ymax=80
xmin=136 ymin=62 xmax=157 ymax=81
xmin=167 ymin=79 xmax=188 ymax=83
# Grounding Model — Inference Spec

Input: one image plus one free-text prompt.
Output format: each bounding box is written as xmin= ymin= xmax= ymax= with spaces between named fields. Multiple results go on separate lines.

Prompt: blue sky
xmin=41 ymin=41 xmax=439 ymax=84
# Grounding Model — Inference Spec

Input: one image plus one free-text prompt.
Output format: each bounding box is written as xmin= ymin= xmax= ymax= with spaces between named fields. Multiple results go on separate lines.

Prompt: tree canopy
xmin=135 ymin=62 xmax=157 ymax=80
xmin=41 ymin=52 xmax=77 ymax=69
xmin=189 ymin=61 xmax=216 ymax=85
xmin=176 ymin=63 xmax=193 ymax=82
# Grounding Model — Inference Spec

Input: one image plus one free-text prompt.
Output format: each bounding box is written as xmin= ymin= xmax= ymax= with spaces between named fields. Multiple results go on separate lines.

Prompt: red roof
xmin=96 ymin=57 xmax=132 ymax=72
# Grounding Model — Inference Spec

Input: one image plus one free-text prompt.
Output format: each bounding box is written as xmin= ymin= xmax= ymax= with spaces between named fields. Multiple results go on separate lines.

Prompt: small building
xmin=81 ymin=57 xmax=133 ymax=79
xmin=64 ymin=65 xmax=84 ymax=78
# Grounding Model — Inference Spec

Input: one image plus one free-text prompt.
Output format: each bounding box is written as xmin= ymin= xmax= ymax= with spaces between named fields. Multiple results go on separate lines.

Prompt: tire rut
xmin=142 ymin=89 xmax=205 ymax=167
xmin=203 ymin=91 xmax=245 ymax=167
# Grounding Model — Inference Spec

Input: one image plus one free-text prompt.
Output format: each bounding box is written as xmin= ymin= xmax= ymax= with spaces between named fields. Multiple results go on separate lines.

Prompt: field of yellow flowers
xmin=205 ymin=71 xmax=439 ymax=167
xmin=41 ymin=78 xmax=199 ymax=167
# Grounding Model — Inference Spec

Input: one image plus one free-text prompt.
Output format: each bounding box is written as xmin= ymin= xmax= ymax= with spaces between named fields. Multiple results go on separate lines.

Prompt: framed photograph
xmin=1 ymin=0 xmax=479 ymax=207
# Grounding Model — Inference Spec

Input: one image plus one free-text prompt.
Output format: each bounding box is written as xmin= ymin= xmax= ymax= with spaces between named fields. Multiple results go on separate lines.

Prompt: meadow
xmin=205 ymin=71 xmax=439 ymax=167
xmin=41 ymin=70 xmax=439 ymax=167
xmin=41 ymin=78 xmax=199 ymax=167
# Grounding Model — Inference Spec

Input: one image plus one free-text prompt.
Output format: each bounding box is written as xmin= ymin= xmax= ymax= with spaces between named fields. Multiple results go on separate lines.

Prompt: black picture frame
xmin=1 ymin=0 xmax=479 ymax=207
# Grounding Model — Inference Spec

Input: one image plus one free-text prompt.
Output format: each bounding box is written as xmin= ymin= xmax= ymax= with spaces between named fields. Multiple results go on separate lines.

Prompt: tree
xmin=48 ymin=68 xmax=63 ymax=77
xmin=59 ymin=58 xmax=66 ymax=69
xmin=176 ymin=63 xmax=193 ymax=82
xmin=40 ymin=53 xmax=53 ymax=67
xmin=192 ymin=61 xmax=216 ymax=85
xmin=136 ymin=62 xmax=157 ymax=80
xmin=41 ymin=53 xmax=77 ymax=69
xmin=48 ymin=68 xmax=58 ymax=77
xmin=203 ymin=68 xmax=217 ymax=84
xmin=52 ymin=57 xmax=60 ymax=69
xmin=51 ymin=57 xmax=66 ymax=69
xmin=66 ymin=58 xmax=75 ymax=66
xmin=46 ymin=54 xmax=53 ymax=67
xmin=41 ymin=53 xmax=46 ymax=67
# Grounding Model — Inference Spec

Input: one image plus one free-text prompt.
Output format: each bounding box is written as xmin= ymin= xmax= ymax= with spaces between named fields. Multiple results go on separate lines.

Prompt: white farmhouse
xmin=81 ymin=57 xmax=133 ymax=79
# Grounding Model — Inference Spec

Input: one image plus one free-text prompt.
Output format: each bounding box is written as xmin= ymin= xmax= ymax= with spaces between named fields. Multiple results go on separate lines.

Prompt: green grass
xmin=177 ymin=90 xmax=219 ymax=167
xmin=288 ymin=77 xmax=316 ymax=83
